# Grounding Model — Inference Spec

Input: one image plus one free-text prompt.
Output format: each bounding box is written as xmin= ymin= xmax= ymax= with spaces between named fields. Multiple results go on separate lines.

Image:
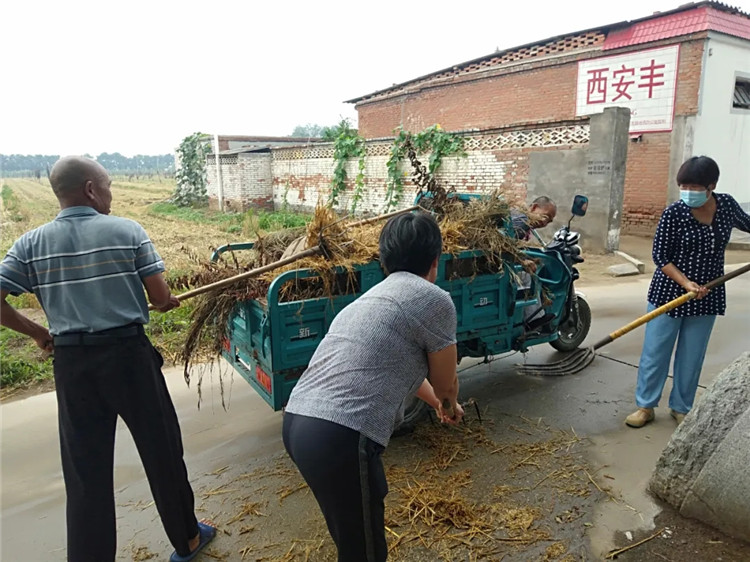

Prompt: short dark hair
xmin=676 ymin=156 xmax=720 ymax=188
xmin=379 ymin=212 xmax=442 ymax=276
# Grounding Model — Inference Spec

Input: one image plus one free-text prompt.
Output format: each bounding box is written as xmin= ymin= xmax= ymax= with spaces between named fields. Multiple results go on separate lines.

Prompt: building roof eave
xmin=343 ymin=22 xmax=624 ymax=104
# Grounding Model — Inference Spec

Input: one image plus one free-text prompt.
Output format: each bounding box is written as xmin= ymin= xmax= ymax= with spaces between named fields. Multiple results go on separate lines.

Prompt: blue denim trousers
xmin=635 ymin=303 xmax=716 ymax=414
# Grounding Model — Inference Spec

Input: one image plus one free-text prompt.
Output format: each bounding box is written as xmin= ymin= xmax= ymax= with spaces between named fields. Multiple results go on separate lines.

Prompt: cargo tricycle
xmin=216 ymin=194 xmax=591 ymax=429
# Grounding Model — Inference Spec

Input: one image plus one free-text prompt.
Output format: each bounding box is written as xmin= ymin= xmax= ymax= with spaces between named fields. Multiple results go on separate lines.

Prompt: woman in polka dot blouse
xmin=625 ymin=156 xmax=750 ymax=429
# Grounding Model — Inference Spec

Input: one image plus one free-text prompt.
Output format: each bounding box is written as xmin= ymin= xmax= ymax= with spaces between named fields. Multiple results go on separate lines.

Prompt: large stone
xmin=608 ymin=263 xmax=640 ymax=277
xmin=649 ymin=353 xmax=750 ymax=541
xmin=680 ymin=410 xmax=750 ymax=539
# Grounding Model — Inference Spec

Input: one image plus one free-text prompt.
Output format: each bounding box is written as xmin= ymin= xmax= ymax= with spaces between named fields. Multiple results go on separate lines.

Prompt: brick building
xmin=205 ymin=136 xmax=325 ymax=212
xmin=347 ymin=1 xmax=750 ymax=235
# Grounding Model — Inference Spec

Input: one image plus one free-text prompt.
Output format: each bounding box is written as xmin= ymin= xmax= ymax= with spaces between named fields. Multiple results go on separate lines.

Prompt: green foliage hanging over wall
xmin=329 ymin=120 xmax=366 ymax=212
xmin=384 ymin=125 xmax=465 ymax=211
xmin=328 ymin=123 xmax=465 ymax=213
xmin=384 ymin=129 xmax=410 ymax=212
xmin=173 ymin=132 xmax=211 ymax=207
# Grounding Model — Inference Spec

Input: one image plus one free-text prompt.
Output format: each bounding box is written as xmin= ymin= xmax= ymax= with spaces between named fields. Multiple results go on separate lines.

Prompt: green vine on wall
xmin=384 ymin=129 xmax=410 ymax=211
xmin=349 ymin=155 xmax=367 ymax=213
xmin=384 ymin=125 xmax=465 ymax=211
xmin=281 ymin=181 xmax=291 ymax=212
xmin=173 ymin=132 xmax=212 ymax=207
xmin=329 ymin=121 xmax=366 ymax=212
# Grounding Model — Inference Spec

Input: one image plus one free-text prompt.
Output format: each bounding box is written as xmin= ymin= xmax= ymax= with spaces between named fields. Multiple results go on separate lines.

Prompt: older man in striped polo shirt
xmin=0 ymin=156 xmax=215 ymax=562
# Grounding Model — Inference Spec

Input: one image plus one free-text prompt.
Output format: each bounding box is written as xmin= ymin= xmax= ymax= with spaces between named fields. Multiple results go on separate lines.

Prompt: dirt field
xmin=1 ymin=177 xmax=248 ymax=272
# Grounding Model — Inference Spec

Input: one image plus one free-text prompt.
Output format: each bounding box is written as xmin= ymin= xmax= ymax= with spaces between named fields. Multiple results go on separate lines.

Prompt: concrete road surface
xmin=1 ymin=267 xmax=748 ymax=560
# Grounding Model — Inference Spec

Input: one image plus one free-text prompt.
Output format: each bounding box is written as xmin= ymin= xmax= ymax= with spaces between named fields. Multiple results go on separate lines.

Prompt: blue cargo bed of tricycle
xmin=219 ymin=246 xmax=572 ymax=410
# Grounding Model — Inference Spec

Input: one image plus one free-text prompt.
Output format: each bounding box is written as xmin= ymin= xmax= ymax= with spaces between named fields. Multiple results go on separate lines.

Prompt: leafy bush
xmin=256 ymin=210 xmax=310 ymax=231
xmin=149 ymin=202 xmax=243 ymax=231
xmin=242 ymin=209 xmax=311 ymax=237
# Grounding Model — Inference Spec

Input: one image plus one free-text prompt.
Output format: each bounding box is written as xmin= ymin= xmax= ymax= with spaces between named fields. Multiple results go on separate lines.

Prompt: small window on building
xmin=734 ymin=78 xmax=750 ymax=110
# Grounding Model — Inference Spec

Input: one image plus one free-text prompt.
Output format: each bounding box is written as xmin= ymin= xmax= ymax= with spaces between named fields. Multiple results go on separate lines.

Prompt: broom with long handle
xmin=517 ymin=262 xmax=750 ymax=375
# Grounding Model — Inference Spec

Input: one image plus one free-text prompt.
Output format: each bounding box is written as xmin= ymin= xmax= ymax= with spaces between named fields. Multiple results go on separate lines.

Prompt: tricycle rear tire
xmin=550 ymin=296 xmax=591 ymax=352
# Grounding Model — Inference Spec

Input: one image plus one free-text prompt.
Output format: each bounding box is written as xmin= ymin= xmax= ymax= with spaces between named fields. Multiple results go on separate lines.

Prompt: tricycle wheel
xmin=550 ymin=296 xmax=591 ymax=352
xmin=392 ymin=395 xmax=428 ymax=436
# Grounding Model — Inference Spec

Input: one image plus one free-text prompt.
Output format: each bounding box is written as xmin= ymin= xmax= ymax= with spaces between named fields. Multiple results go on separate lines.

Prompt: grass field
xmin=0 ymin=177 xmax=310 ymax=397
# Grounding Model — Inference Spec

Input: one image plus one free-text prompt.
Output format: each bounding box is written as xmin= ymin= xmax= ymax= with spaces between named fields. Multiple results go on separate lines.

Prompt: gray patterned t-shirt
xmin=284 ymin=271 xmax=457 ymax=447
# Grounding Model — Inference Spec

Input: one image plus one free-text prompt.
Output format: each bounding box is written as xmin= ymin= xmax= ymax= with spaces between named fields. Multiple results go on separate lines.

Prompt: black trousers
xmin=53 ymin=333 xmax=198 ymax=561
xmin=282 ymin=412 xmax=388 ymax=562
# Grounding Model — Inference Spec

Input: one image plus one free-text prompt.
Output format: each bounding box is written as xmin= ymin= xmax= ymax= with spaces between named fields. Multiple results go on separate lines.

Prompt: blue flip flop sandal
xmin=169 ymin=522 xmax=217 ymax=562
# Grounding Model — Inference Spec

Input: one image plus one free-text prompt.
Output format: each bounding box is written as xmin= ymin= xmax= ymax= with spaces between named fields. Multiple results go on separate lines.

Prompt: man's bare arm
xmin=142 ymin=273 xmax=180 ymax=312
xmin=0 ymin=289 xmax=53 ymax=352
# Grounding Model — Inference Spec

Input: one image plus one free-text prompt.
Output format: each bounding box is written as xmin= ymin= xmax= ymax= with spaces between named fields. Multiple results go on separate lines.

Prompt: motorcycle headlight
xmin=571 ymin=244 xmax=582 ymax=256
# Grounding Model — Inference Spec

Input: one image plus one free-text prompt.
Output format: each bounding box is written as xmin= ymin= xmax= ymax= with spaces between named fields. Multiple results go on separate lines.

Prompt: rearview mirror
xmin=571 ymin=195 xmax=588 ymax=217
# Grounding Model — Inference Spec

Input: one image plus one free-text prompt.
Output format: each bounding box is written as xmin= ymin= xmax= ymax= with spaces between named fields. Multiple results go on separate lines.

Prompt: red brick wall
xmin=358 ymin=100 xmax=402 ymax=138
xmin=356 ymin=37 xmax=706 ymax=234
xmin=621 ymin=39 xmax=704 ymax=233
xmin=622 ymin=133 xmax=672 ymax=234
xmin=358 ymin=64 xmax=578 ymax=138
xmin=673 ymin=39 xmax=703 ymax=116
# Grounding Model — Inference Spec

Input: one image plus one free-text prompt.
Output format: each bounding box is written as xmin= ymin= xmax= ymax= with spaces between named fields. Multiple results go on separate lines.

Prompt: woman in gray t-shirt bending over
xmin=283 ymin=211 xmax=463 ymax=562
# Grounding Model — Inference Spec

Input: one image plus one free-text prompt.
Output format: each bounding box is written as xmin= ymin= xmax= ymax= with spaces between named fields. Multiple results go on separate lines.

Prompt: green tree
xmin=322 ymin=119 xmax=357 ymax=141
xmin=173 ymin=133 xmax=211 ymax=207
xmin=291 ymin=124 xmax=325 ymax=138
xmin=0 ymin=154 xmax=59 ymax=176
xmin=0 ymin=153 xmax=173 ymax=177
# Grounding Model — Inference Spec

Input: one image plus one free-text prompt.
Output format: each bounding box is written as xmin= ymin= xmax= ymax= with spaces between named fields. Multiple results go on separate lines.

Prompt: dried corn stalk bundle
xmin=439 ymin=191 xmax=526 ymax=266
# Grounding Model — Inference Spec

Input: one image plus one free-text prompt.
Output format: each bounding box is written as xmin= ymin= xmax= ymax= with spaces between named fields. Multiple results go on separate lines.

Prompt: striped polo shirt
xmin=0 ymin=206 xmax=165 ymax=335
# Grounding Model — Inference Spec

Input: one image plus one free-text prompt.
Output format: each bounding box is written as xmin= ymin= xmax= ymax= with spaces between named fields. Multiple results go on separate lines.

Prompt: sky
xmin=3 ymin=0 xmax=749 ymax=157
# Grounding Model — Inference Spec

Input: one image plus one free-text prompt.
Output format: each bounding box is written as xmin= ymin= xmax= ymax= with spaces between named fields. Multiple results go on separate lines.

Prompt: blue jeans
xmin=635 ymin=303 xmax=716 ymax=414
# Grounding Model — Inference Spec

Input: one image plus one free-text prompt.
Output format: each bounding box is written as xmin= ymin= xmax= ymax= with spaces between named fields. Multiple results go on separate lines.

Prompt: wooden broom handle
xmin=149 ymin=205 xmax=421 ymax=311
xmin=148 ymin=246 xmax=321 ymax=310
xmin=592 ymin=262 xmax=750 ymax=350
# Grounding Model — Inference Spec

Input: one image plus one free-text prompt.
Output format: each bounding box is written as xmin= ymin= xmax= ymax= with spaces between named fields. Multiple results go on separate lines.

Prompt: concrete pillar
xmin=585 ymin=107 xmax=631 ymax=252
xmin=206 ymin=157 xmax=219 ymax=206
xmin=667 ymin=115 xmax=696 ymax=204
